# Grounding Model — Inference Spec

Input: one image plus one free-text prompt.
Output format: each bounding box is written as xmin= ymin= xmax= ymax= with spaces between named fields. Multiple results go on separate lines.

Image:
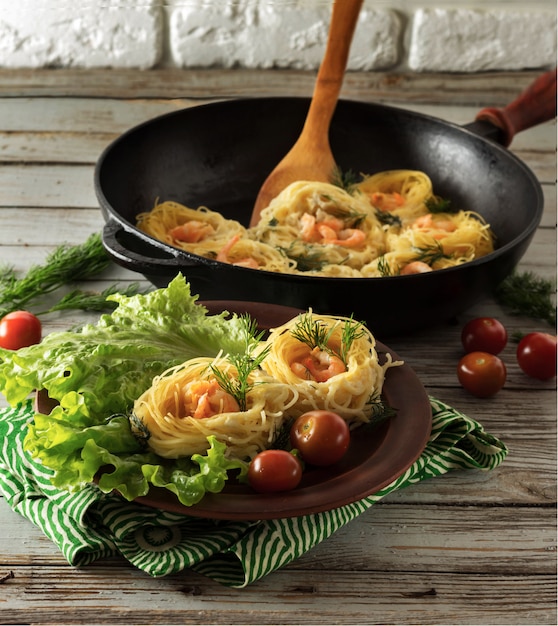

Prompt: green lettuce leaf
xmin=0 ymin=275 xmax=253 ymax=505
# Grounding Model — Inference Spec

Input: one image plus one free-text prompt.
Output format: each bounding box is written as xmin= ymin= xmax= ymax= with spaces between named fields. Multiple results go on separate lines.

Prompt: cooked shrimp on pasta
xmin=131 ymin=355 xmax=297 ymax=460
xmin=135 ymin=169 xmax=494 ymax=278
xmin=258 ymin=311 xmax=401 ymax=427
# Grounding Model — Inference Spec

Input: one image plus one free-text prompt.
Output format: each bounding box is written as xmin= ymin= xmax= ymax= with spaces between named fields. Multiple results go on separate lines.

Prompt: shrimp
xmin=413 ymin=213 xmax=457 ymax=238
xmin=301 ymin=212 xmax=365 ymax=248
xmin=217 ymin=234 xmax=259 ymax=269
xmin=400 ymin=261 xmax=433 ymax=275
xmin=323 ymin=228 xmax=366 ymax=248
xmin=169 ymin=220 xmax=215 ymax=243
xmin=369 ymin=191 xmax=405 ymax=212
xmin=184 ymin=379 xmax=240 ymax=419
xmin=300 ymin=213 xmax=318 ymax=242
xmin=290 ymin=347 xmax=347 ymax=382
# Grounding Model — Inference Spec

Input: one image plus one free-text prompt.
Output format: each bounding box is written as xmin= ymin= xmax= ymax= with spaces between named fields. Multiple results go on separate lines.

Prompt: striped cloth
xmin=0 ymin=398 xmax=507 ymax=588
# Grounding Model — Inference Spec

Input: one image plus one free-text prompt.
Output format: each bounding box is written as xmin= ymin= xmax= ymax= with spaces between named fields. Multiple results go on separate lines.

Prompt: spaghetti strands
xmin=250 ymin=181 xmax=386 ymax=273
xmin=258 ymin=312 xmax=401 ymax=426
xmin=131 ymin=355 xmax=298 ymax=460
xmin=137 ymin=201 xmax=294 ymax=273
xmin=135 ymin=169 xmax=494 ymax=278
xmin=136 ymin=201 xmax=245 ymax=254
xmin=356 ymin=169 xmax=434 ymax=225
xmin=362 ymin=209 xmax=494 ymax=277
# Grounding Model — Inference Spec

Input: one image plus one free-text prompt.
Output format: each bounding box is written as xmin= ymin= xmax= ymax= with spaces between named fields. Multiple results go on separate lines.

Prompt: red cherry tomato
xmin=0 ymin=311 xmax=42 ymax=350
xmin=248 ymin=450 xmax=302 ymax=493
xmin=290 ymin=410 xmax=350 ymax=466
xmin=516 ymin=332 xmax=557 ymax=380
xmin=457 ymin=351 xmax=507 ymax=398
xmin=461 ymin=317 xmax=508 ymax=355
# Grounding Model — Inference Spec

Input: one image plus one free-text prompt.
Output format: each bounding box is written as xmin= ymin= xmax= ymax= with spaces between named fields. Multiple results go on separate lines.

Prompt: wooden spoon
xmin=250 ymin=0 xmax=364 ymax=227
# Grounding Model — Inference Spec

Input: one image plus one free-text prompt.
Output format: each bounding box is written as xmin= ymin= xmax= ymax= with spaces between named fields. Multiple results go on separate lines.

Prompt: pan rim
xmin=94 ymin=95 xmax=544 ymax=283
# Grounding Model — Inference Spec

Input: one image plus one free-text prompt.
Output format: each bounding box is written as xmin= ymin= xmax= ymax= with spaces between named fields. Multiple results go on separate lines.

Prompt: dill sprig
xmin=375 ymin=209 xmax=402 ymax=228
xmin=365 ymin=399 xmax=398 ymax=427
xmin=290 ymin=312 xmax=366 ymax=366
xmin=331 ymin=166 xmax=362 ymax=191
xmin=210 ymin=316 xmax=270 ymax=411
xmin=495 ymin=271 xmax=556 ymax=328
xmin=0 ymin=233 xmax=111 ymax=318
xmin=411 ymin=242 xmax=449 ymax=266
xmin=376 ymin=255 xmax=395 ymax=277
xmin=339 ymin=317 xmax=367 ymax=363
xmin=36 ymin=283 xmax=150 ymax=315
xmin=425 ymin=196 xmax=454 ymax=213
xmin=280 ymin=242 xmax=329 ymax=272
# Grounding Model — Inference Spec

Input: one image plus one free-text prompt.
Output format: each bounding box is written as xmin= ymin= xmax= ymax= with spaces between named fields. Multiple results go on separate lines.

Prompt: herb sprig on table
xmin=495 ymin=270 xmax=556 ymax=328
xmin=0 ymin=232 xmax=150 ymax=318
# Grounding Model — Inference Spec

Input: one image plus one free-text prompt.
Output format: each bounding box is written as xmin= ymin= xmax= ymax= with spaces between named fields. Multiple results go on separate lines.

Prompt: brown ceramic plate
xmin=36 ymin=300 xmax=432 ymax=521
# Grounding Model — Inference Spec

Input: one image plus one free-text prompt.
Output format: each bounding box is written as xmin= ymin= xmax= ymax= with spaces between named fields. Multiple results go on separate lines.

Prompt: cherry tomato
xmin=248 ymin=450 xmax=302 ymax=493
xmin=461 ymin=317 xmax=508 ymax=355
xmin=0 ymin=311 xmax=42 ymax=350
xmin=516 ymin=332 xmax=557 ymax=380
xmin=457 ymin=351 xmax=507 ymax=398
xmin=290 ymin=410 xmax=350 ymax=466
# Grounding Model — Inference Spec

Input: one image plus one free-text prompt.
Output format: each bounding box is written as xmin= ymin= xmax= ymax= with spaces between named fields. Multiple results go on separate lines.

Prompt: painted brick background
xmin=0 ymin=0 xmax=555 ymax=73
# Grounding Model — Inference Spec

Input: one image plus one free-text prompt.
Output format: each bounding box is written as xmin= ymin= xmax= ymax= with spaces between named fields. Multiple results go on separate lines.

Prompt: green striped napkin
xmin=0 ymin=397 xmax=507 ymax=588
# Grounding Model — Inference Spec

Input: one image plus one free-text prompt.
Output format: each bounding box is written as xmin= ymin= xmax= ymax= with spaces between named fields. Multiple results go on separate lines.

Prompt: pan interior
xmin=96 ymin=97 xmax=542 ymax=253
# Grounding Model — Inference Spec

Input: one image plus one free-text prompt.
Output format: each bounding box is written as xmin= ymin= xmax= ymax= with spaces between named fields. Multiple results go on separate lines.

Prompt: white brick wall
xmin=0 ymin=0 xmax=555 ymax=73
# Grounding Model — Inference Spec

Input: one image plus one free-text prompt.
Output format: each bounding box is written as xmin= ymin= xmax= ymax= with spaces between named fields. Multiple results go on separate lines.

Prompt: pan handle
xmin=102 ymin=220 xmax=204 ymax=273
xmin=474 ymin=68 xmax=557 ymax=147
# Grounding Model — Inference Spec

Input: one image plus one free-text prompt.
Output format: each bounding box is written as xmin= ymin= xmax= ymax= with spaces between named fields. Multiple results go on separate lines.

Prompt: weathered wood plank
xmin=0 ymin=68 xmax=547 ymax=106
xmin=1 ymin=564 xmax=555 ymax=625
xmin=0 ymin=131 xmax=119 ymax=164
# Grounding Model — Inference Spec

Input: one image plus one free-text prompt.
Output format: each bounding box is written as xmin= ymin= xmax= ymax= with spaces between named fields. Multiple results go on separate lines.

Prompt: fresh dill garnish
xmin=331 ymin=166 xmax=362 ymax=191
xmin=210 ymin=315 xmax=270 ymax=411
xmin=425 ymin=196 xmax=454 ymax=213
xmin=365 ymin=399 xmax=398 ymax=427
xmin=290 ymin=312 xmax=366 ymax=366
xmin=339 ymin=316 xmax=367 ymax=363
xmin=311 ymin=198 xmax=367 ymax=229
xmin=376 ymin=255 xmax=395 ymax=277
xmin=0 ymin=233 xmax=112 ymax=318
xmin=35 ymin=283 xmax=150 ymax=315
xmin=375 ymin=209 xmax=402 ymax=228
xmin=280 ymin=243 xmax=328 ymax=272
xmin=495 ymin=270 xmax=556 ymax=327
xmin=269 ymin=417 xmax=295 ymax=450
xmin=411 ymin=242 xmax=449 ymax=266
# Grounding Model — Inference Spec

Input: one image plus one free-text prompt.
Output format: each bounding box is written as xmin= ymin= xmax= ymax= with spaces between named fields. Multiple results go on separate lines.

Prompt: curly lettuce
xmin=0 ymin=275 xmax=251 ymax=505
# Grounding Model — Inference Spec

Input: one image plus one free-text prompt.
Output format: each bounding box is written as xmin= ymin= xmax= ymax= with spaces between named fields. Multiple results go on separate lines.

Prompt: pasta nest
xmin=258 ymin=313 xmax=401 ymax=427
xmin=131 ymin=355 xmax=297 ymax=460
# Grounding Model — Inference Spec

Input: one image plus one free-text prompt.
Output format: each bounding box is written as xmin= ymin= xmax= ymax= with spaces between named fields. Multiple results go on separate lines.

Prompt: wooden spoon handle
xmin=301 ymin=0 xmax=364 ymax=146
xmin=475 ymin=68 xmax=557 ymax=146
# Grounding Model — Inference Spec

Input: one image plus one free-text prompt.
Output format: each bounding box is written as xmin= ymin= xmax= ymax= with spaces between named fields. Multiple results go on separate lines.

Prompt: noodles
xmin=130 ymin=311 xmax=400 ymax=462
xmin=132 ymin=354 xmax=298 ymax=460
xmin=249 ymin=181 xmax=386 ymax=273
xmin=135 ymin=169 xmax=494 ymax=278
xmin=258 ymin=312 xmax=401 ymax=426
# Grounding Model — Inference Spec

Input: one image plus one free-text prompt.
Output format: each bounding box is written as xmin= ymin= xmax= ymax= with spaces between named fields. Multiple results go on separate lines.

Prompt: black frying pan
xmin=95 ymin=71 xmax=556 ymax=336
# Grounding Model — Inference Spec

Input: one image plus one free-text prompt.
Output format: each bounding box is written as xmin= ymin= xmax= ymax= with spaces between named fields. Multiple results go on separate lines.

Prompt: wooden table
xmin=0 ymin=69 xmax=556 ymax=625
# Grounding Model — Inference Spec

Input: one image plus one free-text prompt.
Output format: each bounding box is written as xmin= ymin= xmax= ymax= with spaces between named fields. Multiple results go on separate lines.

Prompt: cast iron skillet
xmin=95 ymin=71 xmax=556 ymax=336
